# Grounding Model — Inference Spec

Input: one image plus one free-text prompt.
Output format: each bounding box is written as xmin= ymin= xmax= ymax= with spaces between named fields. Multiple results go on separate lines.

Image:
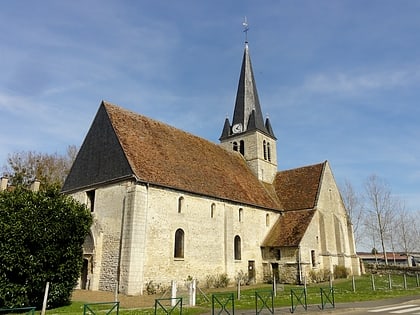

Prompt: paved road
xmin=229 ymin=296 xmax=420 ymax=315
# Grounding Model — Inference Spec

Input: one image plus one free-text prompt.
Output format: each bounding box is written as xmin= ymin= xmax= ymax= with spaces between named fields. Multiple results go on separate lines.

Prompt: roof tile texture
xmin=104 ymin=102 xmax=282 ymax=210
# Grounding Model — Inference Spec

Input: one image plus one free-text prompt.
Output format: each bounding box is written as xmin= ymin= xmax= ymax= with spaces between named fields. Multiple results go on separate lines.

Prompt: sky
xmin=1 ymin=1 xmax=419 ymax=213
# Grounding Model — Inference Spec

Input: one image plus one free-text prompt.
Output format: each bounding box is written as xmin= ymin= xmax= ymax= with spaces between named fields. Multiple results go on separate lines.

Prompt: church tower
xmin=220 ymin=42 xmax=278 ymax=183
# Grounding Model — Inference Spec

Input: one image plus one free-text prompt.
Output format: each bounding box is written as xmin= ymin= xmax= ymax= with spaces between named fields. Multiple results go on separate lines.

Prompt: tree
xmin=2 ymin=145 xmax=78 ymax=190
xmin=0 ymin=187 xmax=92 ymax=308
xmin=364 ymin=174 xmax=396 ymax=265
xmin=341 ymin=179 xmax=365 ymax=247
xmin=395 ymin=201 xmax=418 ymax=265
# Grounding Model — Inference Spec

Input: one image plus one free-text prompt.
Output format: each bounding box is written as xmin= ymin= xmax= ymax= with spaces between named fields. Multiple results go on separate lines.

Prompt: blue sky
xmin=1 ymin=1 xmax=419 ymax=211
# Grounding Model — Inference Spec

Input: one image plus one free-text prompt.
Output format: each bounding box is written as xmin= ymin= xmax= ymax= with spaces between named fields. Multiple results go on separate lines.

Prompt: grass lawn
xmin=43 ymin=274 xmax=420 ymax=314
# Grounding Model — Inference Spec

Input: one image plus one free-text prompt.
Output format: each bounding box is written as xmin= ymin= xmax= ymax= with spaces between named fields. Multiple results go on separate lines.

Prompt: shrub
xmin=0 ymin=187 xmax=92 ymax=308
xmin=308 ymin=269 xmax=331 ymax=283
xmin=205 ymin=273 xmax=230 ymax=288
xmin=334 ymin=265 xmax=349 ymax=279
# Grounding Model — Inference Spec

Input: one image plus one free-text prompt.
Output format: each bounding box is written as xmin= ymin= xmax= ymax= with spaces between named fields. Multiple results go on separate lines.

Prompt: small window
xmin=234 ymin=235 xmax=241 ymax=260
xmin=86 ymin=190 xmax=95 ymax=212
xmin=311 ymin=250 xmax=316 ymax=267
xmin=266 ymin=213 xmax=270 ymax=226
xmin=275 ymin=249 xmax=281 ymax=260
xmin=263 ymin=140 xmax=267 ymax=160
xmin=174 ymin=229 xmax=184 ymax=258
xmin=211 ymin=203 xmax=216 ymax=218
xmin=239 ymin=140 xmax=245 ymax=155
xmin=239 ymin=208 xmax=243 ymax=222
xmin=178 ymin=196 xmax=184 ymax=213
xmin=267 ymin=142 xmax=271 ymax=162
xmin=233 ymin=142 xmax=238 ymax=151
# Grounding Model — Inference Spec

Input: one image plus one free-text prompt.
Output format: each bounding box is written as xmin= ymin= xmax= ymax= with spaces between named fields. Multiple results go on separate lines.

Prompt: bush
xmin=0 ymin=187 xmax=92 ymax=308
xmin=334 ymin=265 xmax=349 ymax=279
xmin=308 ymin=269 xmax=331 ymax=283
xmin=205 ymin=273 xmax=230 ymax=288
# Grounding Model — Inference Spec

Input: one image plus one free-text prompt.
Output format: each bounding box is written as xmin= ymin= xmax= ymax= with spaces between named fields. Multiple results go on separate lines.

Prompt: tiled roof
xmin=273 ymin=162 xmax=325 ymax=211
xmin=103 ymin=101 xmax=282 ymax=210
xmin=262 ymin=209 xmax=316 ymax=247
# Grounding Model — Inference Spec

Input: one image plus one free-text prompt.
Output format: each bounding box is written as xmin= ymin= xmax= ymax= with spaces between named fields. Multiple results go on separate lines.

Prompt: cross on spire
xmin=242 ymin=16 xmax=249 ymax=42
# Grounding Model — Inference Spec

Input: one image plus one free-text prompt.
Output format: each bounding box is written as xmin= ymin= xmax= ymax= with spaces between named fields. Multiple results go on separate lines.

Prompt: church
xmin=62 ymin=41 xmax=360 ymax=295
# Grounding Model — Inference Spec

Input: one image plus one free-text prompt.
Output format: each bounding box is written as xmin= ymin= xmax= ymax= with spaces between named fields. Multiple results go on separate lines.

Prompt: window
xmin=266 ymin=213 xmax=270 ymax=226
xmin=86 ymin=190 xmax=95 ymax=212
xmin=239 ymin=140 xmax=245 ymax=155
xmin=311 ymin=250 xmax=316 ymax=267
xmin=233 ymin=142 xmax=238 ymax=152
xmin=275 ymin=249 xmax=281 ymax=260
xmin=239 ymin=208 xmax=243 ymax=222
xmin=174 ymin=229 xmax=184 ymax=258
xmin=211 ymin=203 xmax=216 ymax=218
xmin=263 ymin=140 xmax=267 ymax=160
xmin=267 ymin=142 xmax=271 ymax=162
xmin=178 ymin=196 xmax=184 ymax=213
xmin=234 ymin=235 xmax=241 ymax=260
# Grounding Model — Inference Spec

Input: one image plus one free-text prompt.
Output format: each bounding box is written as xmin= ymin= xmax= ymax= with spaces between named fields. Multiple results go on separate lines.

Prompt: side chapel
xmin=62 ymin=41 xmax=360 ymax=295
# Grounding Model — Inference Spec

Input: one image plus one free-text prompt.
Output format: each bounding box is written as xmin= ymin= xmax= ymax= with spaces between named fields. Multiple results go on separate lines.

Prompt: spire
xmin=231 ymin=42 xmax=267 ymax=135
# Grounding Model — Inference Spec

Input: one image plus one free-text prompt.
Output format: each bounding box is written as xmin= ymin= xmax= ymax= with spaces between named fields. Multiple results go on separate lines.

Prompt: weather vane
xmin=242 ymin=16 xmax=249 ymax=42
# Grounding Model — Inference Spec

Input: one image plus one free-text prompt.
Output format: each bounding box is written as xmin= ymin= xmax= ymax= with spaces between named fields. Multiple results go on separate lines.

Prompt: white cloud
xmin=302 ymin=67 xmax=420 ymax=95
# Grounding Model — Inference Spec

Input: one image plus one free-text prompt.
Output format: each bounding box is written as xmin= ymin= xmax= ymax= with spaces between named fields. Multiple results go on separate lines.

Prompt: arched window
xmin=211 ymin=203 xmax=216 ymax=218
xmin=239 ymin=140 xmax=245 ymax=155
xmin=263 ymin=140 xmax=267 ymax=160
xmin=174 ymin=229 xmax=184 ymax=258
xmin=233 ymin=142 xmax=238 ymax=151
xmin=178 ymin=196 xmax=184 ymax=213
xmin=266 ymin=213 xmax=270 ymax=226
xmin=311 ymin=250 xmax=316 ymax=267
xmin=267 ymin=142 xmax=271 ymax=162
xmin=234 ymin=235 xmax=241 ymax=260
xmin=239 ymin=208 xmax=243 ymax=222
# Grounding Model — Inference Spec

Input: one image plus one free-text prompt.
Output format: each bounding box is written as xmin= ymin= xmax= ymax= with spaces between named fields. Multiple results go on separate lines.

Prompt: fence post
xmin=388 ymin=274 xmax=392 ymax=289
xmin=41 ymin=282 xmax=49 ymax=315
xmin=189 ymin=279 xmax=196 ymax=306
xmin=417 ymin=273 xmax=419 ymax=287
xmin=404 ymin=274 xmax=407 ymax=289
xmin=273 ymin=275 xmax=276 ymax=297
xmin=352 ymin=275 xmax=356 ymax=292
xmin=371 ymin=274 xmax=376 ymax=291
xmin=171 ymin=280 xmax=177 ymax=306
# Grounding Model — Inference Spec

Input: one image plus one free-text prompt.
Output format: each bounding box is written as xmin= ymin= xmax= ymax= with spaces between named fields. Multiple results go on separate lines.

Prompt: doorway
xmin=248 ymin=260 xmax=255 ymax=284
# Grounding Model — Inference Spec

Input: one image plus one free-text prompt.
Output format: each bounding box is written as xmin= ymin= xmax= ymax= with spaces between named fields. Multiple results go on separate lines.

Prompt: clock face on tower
xmin=232 ymin=123 xmax=243 ymax=134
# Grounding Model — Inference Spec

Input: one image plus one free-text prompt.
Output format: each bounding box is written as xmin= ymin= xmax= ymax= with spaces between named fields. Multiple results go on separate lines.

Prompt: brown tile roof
xmin=273 ymin=162 xmax=325 ymax=211
xmin=262 ymin=209 xmax=316 ymax=247
xmin=103 ymin=101 xmax=282 ymax=210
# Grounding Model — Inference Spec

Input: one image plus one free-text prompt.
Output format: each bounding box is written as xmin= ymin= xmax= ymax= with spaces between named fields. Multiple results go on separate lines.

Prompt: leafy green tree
xmin=0 ymin=187 xmax=92 ymax=308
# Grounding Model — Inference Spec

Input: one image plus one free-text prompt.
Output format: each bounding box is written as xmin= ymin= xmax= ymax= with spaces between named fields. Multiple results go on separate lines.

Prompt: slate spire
xmin=232 ymin=42 xmax=267 ymax=134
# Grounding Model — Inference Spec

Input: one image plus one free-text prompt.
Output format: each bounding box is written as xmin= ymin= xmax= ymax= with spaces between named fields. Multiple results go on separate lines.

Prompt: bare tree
xmin=395 ymin=200 xmax=418 ymax=266
xmin=1 ymin=145 xmax=78 ymax=190
xmin=364 ymin=174 xmax=396 ymax=265
xmin=341 ymin=179 xmax=365 ymax=247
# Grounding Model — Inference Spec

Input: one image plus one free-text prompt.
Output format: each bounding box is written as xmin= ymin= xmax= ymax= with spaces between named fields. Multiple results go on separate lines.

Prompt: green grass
xmin=46 ymin=274 xmax=420 ymax=314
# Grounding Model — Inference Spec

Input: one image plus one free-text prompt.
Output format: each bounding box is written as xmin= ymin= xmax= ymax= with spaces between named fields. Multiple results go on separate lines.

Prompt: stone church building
xmin=62 ymin=42 xmax=360 ymax=295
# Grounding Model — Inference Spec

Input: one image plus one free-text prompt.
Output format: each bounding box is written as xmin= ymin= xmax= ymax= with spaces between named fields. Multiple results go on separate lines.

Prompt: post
xmin=417 ymin=273 xmax=419 ymax=287
xmin=40 ymin=282 xmax=50 ymax=315
xmin=371 ymin=274 xmax=376 ymax=291
xmin=237 ymin=280 xmax=241 ymax=300
xmin=273 ymin=275 xmax=277 ymax=297
xmin=352 ymin=275 xmax=356 ymax=292
xmin=388 ymin=274 xmax=392 ymax=289
xmin=404 ymin=274 xmax=407 ymax=289
xmin=189 ymin=279 xmax=196 ymax=306
xmin=171 ymin=280 xmax=177 ymax=306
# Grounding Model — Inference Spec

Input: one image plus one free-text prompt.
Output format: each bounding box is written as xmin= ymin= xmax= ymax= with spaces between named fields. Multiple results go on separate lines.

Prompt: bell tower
xmin=219 ymin=41 xmax=277 ymax=183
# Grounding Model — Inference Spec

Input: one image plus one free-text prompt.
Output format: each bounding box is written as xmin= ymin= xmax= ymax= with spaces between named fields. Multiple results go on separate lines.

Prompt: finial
xmin=242 ymin=16 xmax=249 ymax=43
